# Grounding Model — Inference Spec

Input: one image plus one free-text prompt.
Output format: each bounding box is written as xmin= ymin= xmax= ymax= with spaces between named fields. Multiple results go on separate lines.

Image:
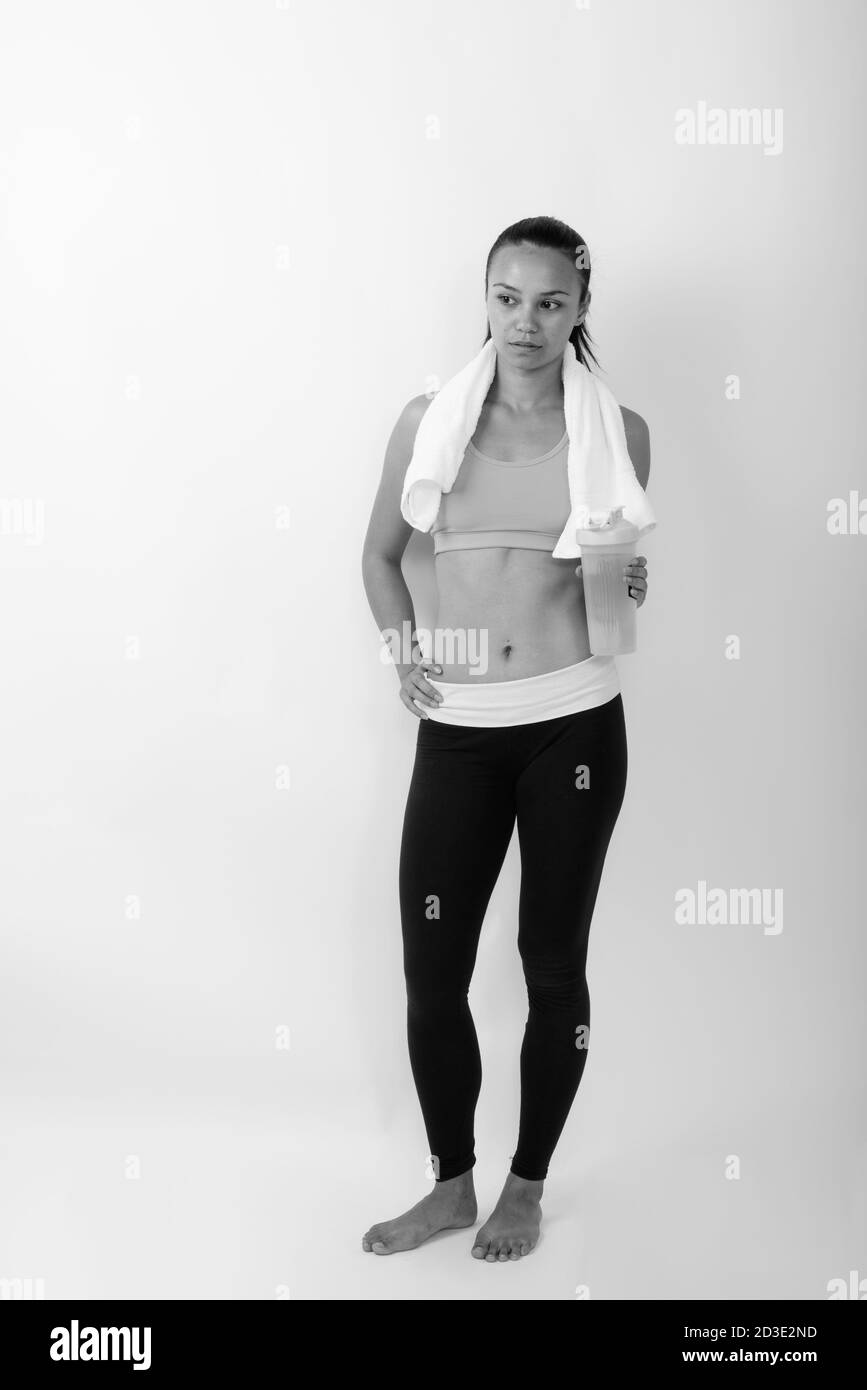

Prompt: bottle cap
xmin=575 ymin=505 xmax=640 ymax=547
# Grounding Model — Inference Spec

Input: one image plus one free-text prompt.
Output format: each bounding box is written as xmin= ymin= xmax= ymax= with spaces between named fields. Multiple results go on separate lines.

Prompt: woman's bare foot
xmin=362 ymin=1170 xmax=477 ymax=1255
xmin=471 ymin=1171 xmax=543 ymax=1261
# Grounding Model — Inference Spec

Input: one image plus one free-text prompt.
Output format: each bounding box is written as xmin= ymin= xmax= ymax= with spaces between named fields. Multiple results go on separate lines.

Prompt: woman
xmin=360 ymin=216 xmax=650 ymax=1263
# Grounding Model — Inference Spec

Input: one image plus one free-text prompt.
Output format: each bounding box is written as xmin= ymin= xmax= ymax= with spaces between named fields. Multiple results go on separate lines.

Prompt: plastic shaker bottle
xmin=576 ymin=506 xmax=641 ymax=655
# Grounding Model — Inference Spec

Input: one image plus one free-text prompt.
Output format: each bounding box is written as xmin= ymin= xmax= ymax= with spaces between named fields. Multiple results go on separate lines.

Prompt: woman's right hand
xmin=399 ymin=658 xmax=444 ymax=719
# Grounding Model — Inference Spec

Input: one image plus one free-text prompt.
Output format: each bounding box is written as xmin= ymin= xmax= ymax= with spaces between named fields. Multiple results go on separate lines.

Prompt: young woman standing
xmin=361 ymin=217 xmax=651 ymax=1262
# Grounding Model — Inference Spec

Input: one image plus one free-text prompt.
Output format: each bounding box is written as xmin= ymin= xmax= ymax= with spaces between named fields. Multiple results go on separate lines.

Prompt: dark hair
xmin=482 ymin=215 xmax=600 ymax=371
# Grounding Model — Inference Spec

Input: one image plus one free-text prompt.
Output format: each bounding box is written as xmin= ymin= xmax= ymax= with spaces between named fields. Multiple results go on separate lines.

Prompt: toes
xmin=371 ymin=1239 xmax=393 ymax=1255
xmin=473 ymin=1235 xmax=531 ymax=1262
xmin=362 ymin=1226 xmax=381 ymax=1253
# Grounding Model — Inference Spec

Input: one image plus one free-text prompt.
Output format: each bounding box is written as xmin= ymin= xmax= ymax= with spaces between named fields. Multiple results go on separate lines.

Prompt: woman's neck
xmin=487 ymin=352 xmax=565 ymax=415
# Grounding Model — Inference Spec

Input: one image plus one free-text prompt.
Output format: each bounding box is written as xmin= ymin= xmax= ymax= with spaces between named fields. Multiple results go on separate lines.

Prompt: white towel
xmin=400 ymin=338 xmax=657 ymax=558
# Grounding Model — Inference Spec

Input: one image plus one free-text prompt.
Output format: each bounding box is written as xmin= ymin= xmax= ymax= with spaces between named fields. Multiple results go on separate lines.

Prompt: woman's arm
xmin=620 ymin=407 xmax=651 ymax=490
xmin=361 ymin=393 xmax=433 ymax=683
xmin=620 ymin=408 xmax=651 ymax=607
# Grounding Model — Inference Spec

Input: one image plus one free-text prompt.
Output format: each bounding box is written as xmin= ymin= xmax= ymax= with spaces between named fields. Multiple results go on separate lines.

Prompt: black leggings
xmin=399 ymin=693 xmax=628 ymax=1183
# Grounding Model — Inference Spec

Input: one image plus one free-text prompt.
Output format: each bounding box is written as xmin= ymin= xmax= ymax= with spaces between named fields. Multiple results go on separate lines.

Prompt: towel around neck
xmin=400 ymin=338 xmax=657 ymax=558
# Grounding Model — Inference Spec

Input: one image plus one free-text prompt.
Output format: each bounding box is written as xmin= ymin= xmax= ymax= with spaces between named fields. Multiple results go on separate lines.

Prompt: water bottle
xmin=577 ymin=507 xmax=641 ymax=655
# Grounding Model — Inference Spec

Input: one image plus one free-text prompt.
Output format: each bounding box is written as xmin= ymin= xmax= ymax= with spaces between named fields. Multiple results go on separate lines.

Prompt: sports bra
xmin=430 ymin=430 xmax=571 ymax=554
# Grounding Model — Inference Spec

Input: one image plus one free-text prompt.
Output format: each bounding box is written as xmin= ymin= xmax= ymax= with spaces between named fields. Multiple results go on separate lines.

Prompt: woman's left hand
xmin=623 ymin=556 xmax=648 ymax=608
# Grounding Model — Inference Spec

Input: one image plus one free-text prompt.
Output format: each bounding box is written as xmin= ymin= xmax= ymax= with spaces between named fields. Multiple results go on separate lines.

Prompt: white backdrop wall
xmin=1 ymin=0 xmax=864 ymax=1300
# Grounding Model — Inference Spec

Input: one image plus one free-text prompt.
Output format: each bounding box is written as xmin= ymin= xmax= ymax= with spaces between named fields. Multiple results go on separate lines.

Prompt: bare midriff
xmin=432 ymin=547 xmax=591 ymax=682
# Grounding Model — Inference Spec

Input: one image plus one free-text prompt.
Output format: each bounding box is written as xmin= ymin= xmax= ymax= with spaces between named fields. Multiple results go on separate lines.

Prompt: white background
xmin=1 ymin=0 xmax=864 ymax=1300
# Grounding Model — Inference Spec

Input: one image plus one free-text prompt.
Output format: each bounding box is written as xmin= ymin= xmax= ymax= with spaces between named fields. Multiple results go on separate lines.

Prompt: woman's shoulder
xmin=401 ymin=391 xmax=435 ymax=430
xmin=382 ymin=392 xmax=435 ymax=466
xmin=620 ymin=404 xmax=648 ymax=434
xmin=619 ymin=406 xmax=651 ymax=488
xmin=377 ymin=393 xmax=435 ymax=493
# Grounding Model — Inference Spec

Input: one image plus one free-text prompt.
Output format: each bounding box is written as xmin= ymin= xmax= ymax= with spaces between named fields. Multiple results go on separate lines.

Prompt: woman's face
xmin=485 ymin=242 xmax=586 ymax=367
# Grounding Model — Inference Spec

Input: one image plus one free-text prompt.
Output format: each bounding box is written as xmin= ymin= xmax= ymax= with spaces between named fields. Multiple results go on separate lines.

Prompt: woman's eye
xmin=496 ymin=295 xmax=563 ymax=309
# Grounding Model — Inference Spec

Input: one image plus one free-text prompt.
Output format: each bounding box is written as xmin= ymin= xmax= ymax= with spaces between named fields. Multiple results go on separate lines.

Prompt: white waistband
xmin=425 ymin=656 xmax=620 ymax=727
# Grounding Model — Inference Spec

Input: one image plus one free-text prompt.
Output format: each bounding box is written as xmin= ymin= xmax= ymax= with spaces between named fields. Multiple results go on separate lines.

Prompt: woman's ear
xmin=575 ymin=288 xmax=591 ymax=329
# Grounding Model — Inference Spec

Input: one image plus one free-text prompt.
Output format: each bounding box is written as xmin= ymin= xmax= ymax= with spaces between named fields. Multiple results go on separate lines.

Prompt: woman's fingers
xmin=412 ymin=658 xmax=444 ymax=705
xmin=400 ymin=688 xmax=428 ymax=719
xmin=621 ymin=558 xmax=648 ymax=607
xmin=623 ymin=559 xmax=648 ymax=590
xmin=410 ymin=674 xmax=443 ymax=707
xmin=625 ymin=578 xmax=647 ymax=607
xmin=400 ymin=659 xmax=444 ymax=718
